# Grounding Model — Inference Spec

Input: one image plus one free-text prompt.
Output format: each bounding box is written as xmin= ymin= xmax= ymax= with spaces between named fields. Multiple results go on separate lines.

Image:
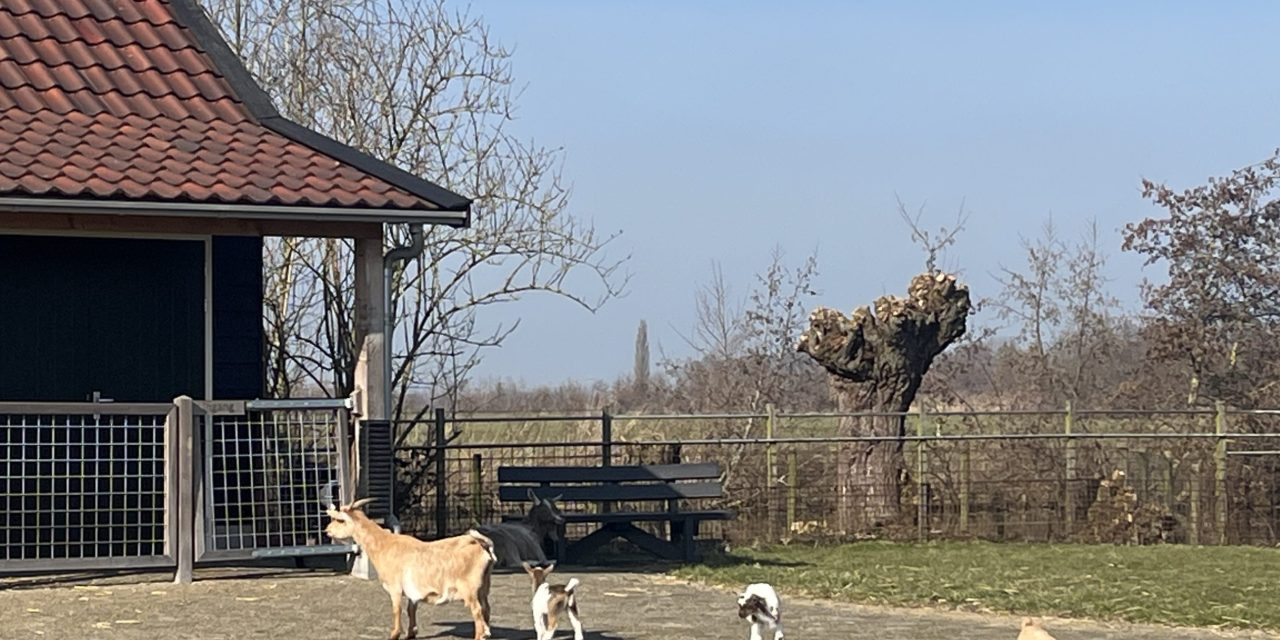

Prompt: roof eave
xmin=167 ymin=0 xmax=473 ymax=223
xmin=0 ymin=196 xmax=470 ymax=227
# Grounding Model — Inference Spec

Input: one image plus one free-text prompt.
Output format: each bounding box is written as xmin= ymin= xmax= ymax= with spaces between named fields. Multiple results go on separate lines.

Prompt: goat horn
xmin=550 ymin=494 xmax=563 ymax=503
xmin=347 ymin=497 xmax=377 ymax=510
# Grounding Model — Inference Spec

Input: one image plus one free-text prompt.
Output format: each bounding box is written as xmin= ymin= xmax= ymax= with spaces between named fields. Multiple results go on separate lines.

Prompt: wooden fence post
xmin=434 ymin=408 xmax=447 ymax=539
xmin=470 ymin=453 xmax=484 ymax=526
xmin=916 ymin=406 xmax=928 ymax=542
xmin=786 ymin=451 xmax=797 ymax=535
xmin=1214 ymin=401 xmax=1228 ymax=545
xmin=173 ymin=395 xmax=194 ymax=585
xmin=601 ymin=409 xmax=613 ymax=516
xmin=601 ymin=409 xmax=613 ymax=467
xmin=1189 ymin=461 xmax=1201 ymax=545
xmin=766 ymin=403 xmax=776 ymax=541
xmin=959 ymin=443 xmax=971 ymax=535
xmin=1064 ymin=400 xmax=1076 ymax=537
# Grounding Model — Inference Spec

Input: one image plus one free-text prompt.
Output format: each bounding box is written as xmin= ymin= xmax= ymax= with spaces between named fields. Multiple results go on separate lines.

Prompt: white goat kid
xmin=737 ymin=582 xmax=783 ymax=640
xmin=522 ymin=561 xmax=583 ymax=640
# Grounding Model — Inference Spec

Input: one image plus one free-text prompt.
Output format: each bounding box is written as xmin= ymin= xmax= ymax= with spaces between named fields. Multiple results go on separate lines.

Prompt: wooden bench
xmin=497 ymin=463 xmax=733 ymax=563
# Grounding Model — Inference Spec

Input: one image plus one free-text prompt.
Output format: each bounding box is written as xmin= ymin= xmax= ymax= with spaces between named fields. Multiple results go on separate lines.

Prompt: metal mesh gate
xmin=199 ymin=400 xmax=352 ymax=560
xmin=0 ymin=404 xmax=175 ymax=571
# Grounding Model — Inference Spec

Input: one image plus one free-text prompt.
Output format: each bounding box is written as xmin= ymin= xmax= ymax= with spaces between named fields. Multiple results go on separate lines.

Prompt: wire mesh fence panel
xmin=394 ymin=408 xmax=1280 ymax=551
xmin=0 ymin=407 xmax=173 ymax=572
xmin=395 ymin=415 xmax=605 ymax=539
xmin=203 ymin=407 xmax=346 ymax=559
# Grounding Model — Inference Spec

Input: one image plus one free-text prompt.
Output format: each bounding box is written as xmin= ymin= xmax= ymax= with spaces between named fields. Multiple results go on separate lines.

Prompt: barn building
xmin=0 ymin=0 xmax=468 ymax=578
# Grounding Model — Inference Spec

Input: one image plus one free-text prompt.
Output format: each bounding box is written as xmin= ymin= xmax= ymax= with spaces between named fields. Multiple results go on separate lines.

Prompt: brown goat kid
xmin=326 ymin=499 xmax=497 ymax=640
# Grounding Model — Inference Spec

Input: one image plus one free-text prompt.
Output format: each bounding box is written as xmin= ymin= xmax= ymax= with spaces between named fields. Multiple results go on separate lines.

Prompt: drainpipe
xmin=383 ymin=224 xmax=426 ymax=422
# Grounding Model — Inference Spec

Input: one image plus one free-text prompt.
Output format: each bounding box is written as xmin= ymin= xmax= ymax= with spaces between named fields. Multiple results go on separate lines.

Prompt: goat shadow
xmin=426 ymin=623 xmax=624 ymax=640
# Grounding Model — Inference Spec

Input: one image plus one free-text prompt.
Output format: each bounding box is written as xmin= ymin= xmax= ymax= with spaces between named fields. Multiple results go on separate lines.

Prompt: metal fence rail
xmin=0 ymin=403 xmax=175 ymax=572
xmin=393 ymin=405 xmax=1280 ymax=548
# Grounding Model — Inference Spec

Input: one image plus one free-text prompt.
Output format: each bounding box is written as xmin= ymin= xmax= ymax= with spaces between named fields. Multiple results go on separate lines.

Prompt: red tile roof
xmin=0 ymin=0 xmax=469 ymax=221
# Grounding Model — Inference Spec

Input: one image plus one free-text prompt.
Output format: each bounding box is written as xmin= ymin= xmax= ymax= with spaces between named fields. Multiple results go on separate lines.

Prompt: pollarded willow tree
xmin=797 ymin=272 xmax=970 ymax=531
xmin=797 ymin=203 xmax=972 ymax=532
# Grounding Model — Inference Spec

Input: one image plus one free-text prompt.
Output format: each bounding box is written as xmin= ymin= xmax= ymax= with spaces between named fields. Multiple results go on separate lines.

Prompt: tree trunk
xmin=833 ymin=381 xmax=911 ymax=531
xmin=799 ymin=272 xmax=969 ymax=534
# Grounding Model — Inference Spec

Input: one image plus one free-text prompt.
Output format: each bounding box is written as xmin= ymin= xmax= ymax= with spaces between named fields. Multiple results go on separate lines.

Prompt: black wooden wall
xmin=0 ymin=233 xmax=264 ymax=402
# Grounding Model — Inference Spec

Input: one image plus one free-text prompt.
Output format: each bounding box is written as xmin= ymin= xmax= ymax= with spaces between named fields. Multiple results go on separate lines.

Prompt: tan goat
xmin=1017 ymin=617 xmax=1057 ymax=640
xmin=326 ymin=498 xmax=497 ymax=640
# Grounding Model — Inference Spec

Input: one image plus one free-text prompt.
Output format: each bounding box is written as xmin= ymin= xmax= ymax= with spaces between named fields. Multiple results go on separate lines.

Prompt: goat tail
xmin=565 ymin=578 xmax=580 ymax=594
xmin=466 ymin=529 xmax=499 ymax=564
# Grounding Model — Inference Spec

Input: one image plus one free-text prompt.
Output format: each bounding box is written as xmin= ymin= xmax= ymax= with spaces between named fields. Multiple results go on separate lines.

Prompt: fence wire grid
xmin=393 ymin=407 xmax=1280 ymax=549
xmin=1 ymin=409 xmax=171 ymax=567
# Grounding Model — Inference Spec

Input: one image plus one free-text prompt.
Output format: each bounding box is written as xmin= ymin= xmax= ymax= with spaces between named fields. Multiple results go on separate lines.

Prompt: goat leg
xmin=405 ymin=599 xmax=419 ymax=640
xmin=465 ymin=596 xmax=489 ymax=640
xmin=567 ymin=602 xmax=584 ymax=640
xmin=544 ymin=608 xmax=560 ymax=640
xmin=533 ymin=612 xmax=546 ymax=640
xmin=387 ymin=590 xmax=404 ymax=640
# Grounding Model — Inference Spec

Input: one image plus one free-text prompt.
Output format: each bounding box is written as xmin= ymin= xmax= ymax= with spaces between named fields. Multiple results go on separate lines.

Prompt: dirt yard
xmin=2 ymin=567 xmax=1276 ymax=640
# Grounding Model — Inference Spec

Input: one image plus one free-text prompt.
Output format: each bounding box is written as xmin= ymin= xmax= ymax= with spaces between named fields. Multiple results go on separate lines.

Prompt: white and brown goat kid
xmin=522 ymin=561 xmax=583 ymax=640
xmin=325 ymin=498 xmax=497 ymax=640
xmin=737 ymin=583 xmax=783 ymax=640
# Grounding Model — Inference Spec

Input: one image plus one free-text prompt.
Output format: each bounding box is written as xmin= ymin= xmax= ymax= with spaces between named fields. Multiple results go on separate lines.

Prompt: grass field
xmin=672 ymin=542 xmax=1280 ymax=630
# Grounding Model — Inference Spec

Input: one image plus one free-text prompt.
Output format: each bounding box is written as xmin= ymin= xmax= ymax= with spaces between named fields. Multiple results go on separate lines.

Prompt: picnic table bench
xmin=498 ymin=463 xmax=733 ymax=563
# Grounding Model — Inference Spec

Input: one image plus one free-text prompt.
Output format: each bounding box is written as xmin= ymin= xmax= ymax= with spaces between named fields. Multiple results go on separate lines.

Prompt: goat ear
xmin=543 ymin=560 xmax=556 ymax=574
xmin=521 ymin=561 xmax=535 ymax=573
xmin=326 ymin=508 xmax=348 ymax=522
xmin=527 ymin=489 xmax=540 ymax=504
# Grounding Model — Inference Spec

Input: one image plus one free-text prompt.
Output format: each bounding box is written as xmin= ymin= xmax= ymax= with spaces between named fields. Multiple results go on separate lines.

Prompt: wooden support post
xmin=351 ymin=234 xmax=386 ymax=580
xmin=470 ymin=453 xmax=484 ymax=526
xmin=786 ymin=451 xmax=797 ymax=534
xmin=173 ymin=396 xmax=194 ymax=585
xmin=1064 ymin=401 xmax=1076 ymax=537
xmin=766 ymin=403 xmax=776 ymax=541
xmin=353 ymin=235 xmax=387 ymax=422
xmin=1214 ymin=400 xmax=1228 ymax=545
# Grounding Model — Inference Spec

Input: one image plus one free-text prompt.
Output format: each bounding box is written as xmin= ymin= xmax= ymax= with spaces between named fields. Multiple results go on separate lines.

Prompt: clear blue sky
xmin=464 ymin=0 xmax=1280 ymax=385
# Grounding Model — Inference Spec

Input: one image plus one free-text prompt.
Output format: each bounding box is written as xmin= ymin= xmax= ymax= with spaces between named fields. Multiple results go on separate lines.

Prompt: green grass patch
xmin=672 ymin=542 xmax=1280 ymax=630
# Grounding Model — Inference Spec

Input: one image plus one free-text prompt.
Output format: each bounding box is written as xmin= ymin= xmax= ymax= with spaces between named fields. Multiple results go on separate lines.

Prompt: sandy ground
xmin=2 ymin=567 xmax=1277 ymax=640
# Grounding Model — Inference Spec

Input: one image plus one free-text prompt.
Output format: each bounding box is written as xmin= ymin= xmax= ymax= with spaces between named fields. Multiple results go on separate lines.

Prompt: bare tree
xmin=203 ymin=0 xmax=628 ymax=420
xmin=665 ymin=249 xmax=826 ymax=413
